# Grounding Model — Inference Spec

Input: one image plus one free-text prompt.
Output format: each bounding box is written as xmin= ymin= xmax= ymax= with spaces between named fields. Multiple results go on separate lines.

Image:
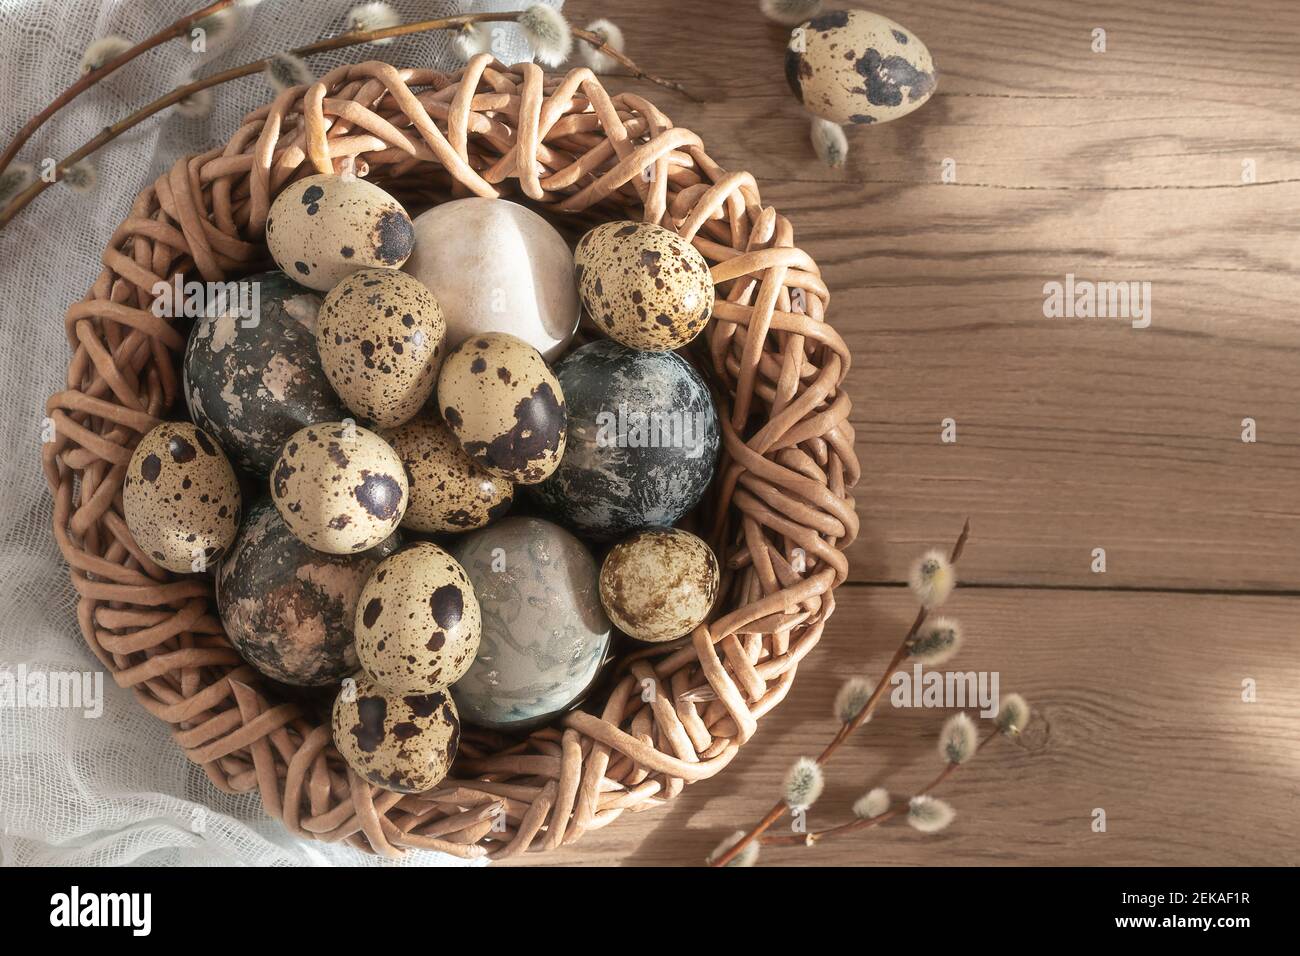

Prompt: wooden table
xmin=515 ymin=0 xmax=1300 ymax=866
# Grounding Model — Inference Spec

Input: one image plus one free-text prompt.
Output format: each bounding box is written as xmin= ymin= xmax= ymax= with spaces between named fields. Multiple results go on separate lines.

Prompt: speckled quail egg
xmin=332 ymin=677 xmax=460 ymax=793
xmin=270 ymin=422 xmax=408 ymax=554
xmin=599 ymin=528 xmax=719 ymax=643
xmin=217 ymin=497 xmax=400 ymax=686
xmin=354 ymin=542 xmax=481 ymax=693
xmin=436 ymin=332 xmax=567 ymax=485
xmin=318 ymin=269 xmax=446 ymax=428
xmin=574 ymin=221 xmax=714 ymax=351
xmin=123 ymin=421 xmax=241 ymax=574
xmin=383 ymin=416 xmax=513 ymax=533
xmin=785 ymin=10 xmax=936 ymax=126
xmin=183 ymin=271 xmax=346 ymax=475
xmin=265 ymin=174 xmax=415 ymax=291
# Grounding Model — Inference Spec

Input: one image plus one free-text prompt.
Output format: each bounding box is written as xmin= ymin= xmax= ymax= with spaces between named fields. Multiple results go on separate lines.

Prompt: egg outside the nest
xmin=265 ymin=174 xmax=415 ymax=292
xmin=528 ymin=340 xmax=720 ymax=541
xmin=216 ymin=497 xmax=400 ymax=687
xmin=317 ymin=268 xmax=446 ymax=429
xmin=331 ymin=677 xmax=460 ymax=794
xmin=785 ymin=9 xmax=936 ymax=126
xmin=122 ymin=421 xmax=241 ymax=574
xmin=183 ymin=271 xmax=346 ymax=476
xmin=270 ymin=422 xmax=408 ymax=554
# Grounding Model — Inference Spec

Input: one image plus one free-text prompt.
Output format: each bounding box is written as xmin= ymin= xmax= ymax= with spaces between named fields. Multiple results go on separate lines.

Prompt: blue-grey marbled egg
xmin=528 ymin=341 xmax=719 ymax=540
xmin=183 ymin=271 xmax=347 ymax=475
xmin=216 ymin=497 xmax=401 ymax=686
xmin=450 ymin=516 xmax=612 ymax=731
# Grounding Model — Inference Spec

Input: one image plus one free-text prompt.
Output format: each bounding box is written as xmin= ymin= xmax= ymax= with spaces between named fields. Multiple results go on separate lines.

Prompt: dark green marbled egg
xmin=183 ymin=271 xmax=346 ymax=475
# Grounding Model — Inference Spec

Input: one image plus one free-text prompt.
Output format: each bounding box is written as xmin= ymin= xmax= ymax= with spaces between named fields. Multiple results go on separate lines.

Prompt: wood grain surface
xmin=507 ymin=0 xmax=1300 ymax=866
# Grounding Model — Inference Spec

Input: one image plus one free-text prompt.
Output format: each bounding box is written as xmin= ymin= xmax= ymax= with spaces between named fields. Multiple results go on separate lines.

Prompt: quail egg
xmin=123 ymin=421 xmax=241 ymax=573
xmin=574 ymin=220 xmax=714 ymax=351
xmin=354 ymin=542 xmax=481 ymax=693
xmin=318 ymin=268 xmax=446 ymax=428
xmin=270 ymin=422 xmax=408 ymax=553
xmin=265 ymin=174 xmax=415 ymax=291
xmin=332 ymin=677 xmax=460 ymax=793
xmin=383 ymin=416 xmax=514 ymax=533
xmin=599 ymin=528 xmax=719 ymax=642
xmin=785 ymin=10 xmax=936 ymax=126
xmin=436 ymin=332 xmax=567 ymax=485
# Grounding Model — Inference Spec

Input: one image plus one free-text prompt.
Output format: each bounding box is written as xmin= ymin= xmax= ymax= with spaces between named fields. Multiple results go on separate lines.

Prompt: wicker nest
xmin=43 ymin=57 xmax=859 ymax=860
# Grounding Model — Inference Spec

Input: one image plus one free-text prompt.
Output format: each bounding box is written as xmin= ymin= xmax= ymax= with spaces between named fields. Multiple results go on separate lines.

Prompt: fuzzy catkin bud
xmin=579 ymin=19 xmax=625 ymax=74
xmin=908 ymin=617 xmax=962 ymax=665
xmin=80 ymin=36 xmax=132 ymax=75
xmin=265 ymin=52 xmax=314 ymax=93
xmin=810 ymin=118 xmax=848 ymax=168
xmin=347 ymin=3 xmax=400 ymax=45
xmin=519 ymin=4 xmax=572 ymax=68
xmin=454 ymin=23 xmax=492 ymax=61
xmin=783 ymin=756 xmax=824 ymax=810
xmin=997 ymin=693 xmax=1030 ymax=736
xmin=707 ymin=830 xmax=759 ymax=867
xmin=853 ymin=787 xmax=891 ymax=820
xmin=760 ymin=0 xmax=824 ymax=27
xmin=833 ymin=676 xmax=874 ymax=723
xmin=907 ymin=795 xmax=955 ymax=833
xmin=61 ymin=160 xmax=97 ymax=194
xmin=0 ymin=162 xmax=37 ymax=206
xmin=909 ymin=549 xmax=955 ymax=608
xmin=938 ymin=712 xmax=977 ymax=765
xmin=176 ymin=87 xmax=214 ymax=119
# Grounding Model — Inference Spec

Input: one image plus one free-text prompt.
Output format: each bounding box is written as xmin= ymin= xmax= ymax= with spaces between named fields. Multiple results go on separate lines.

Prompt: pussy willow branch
xmin=0 ymin=11 xmax=697 ymax=230
xmin=759 ymin=730 xmax=999 ymax=848
xmin=709 ymin=518 xmax=972 ymax=868
xmin=0 ymin=0 xmax=238 ymax=181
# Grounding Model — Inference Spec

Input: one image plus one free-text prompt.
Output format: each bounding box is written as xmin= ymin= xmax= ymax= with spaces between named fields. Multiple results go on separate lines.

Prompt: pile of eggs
xmin=122 ymin=173 xmax=724 ymax=795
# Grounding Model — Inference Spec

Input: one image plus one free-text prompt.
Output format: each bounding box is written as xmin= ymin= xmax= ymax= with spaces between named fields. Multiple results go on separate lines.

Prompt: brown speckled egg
xmin=270 ymin=422 xmax=408 ymax=554
xmin=123 ymin=421 xmax=241 ymax=574
xmin=216 ymin=497 xmax=400 ymax=686
xmin=318 ymin=269 xmax=446 ymax=428
xmin=265 ymin=174 xmax=415 ymax=291
xmin=436 ymin=332 xmax=566 ymax=485
xmin=785 ymin=10 xmax=936 ymax=126
xmin=383 ymin=416 xmax=513 ymax=533
xmin=332 ymin=677 xmax=460 ymax=793
xmin=354 ymin=542 xmax=481 ymax=693
xmin=599 ymin=528 xmax=719 ymax=643
xmin=574 ymin=221 xmax=714 ymax=352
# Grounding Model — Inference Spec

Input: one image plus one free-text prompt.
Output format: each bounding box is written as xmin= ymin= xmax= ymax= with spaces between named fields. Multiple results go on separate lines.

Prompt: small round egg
xmin=270 ymin=422 xmax=408 ymax=554
xmin=436 ymin=332 xmax=567 ymax=485
xmin=318 ymin=269 xmax=446 ymax=428
xmin=123 ymin=421 xmax=241 ymax=574
xmin=354 ymin=542 xmax=481 ymax=693
xmin=217 ymin=497 xmax=400 ymax=686
xmin=332 ymin=677 xmax=460 ymax=793
xmin=574 ymin=221 xmax=714 ymax=351
xmin=599 ymin=528 xmax=719 ymax=642
xmin=785 ymin=10 xmax=936 ymax=126
xmin=265 ymin=174 xmax=415 ymax=292
xmin=383 ymin=416 xmax=513 ymax=533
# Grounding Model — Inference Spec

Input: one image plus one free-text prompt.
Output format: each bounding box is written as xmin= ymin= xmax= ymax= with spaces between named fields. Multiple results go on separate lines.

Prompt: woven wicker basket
xmin=43 ymin=56 xmax=859 ymax=860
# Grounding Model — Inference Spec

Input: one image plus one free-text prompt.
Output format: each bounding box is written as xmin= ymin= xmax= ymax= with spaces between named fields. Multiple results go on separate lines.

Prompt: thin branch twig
xmin=0 ymin=11 xmax=698 ymax=229
xmin=709 ymin=519 xmax=972 ymax=867
xmin=759 ymin=730 xmax=999 ymax=847
xmin=0 ymin=0 xmax=238 ymax=181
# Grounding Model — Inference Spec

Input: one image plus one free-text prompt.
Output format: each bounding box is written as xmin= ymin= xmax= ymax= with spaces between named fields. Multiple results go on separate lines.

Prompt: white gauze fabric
xmin=0 ymin=0 xmax=562 ymax=867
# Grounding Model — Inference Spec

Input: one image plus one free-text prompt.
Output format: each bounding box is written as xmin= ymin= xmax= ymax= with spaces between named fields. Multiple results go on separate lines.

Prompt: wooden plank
xmin=506 ymin=586 xmax=1300 ymax=866
xmin=564 ymin=0 xmax=1300 ymax=589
